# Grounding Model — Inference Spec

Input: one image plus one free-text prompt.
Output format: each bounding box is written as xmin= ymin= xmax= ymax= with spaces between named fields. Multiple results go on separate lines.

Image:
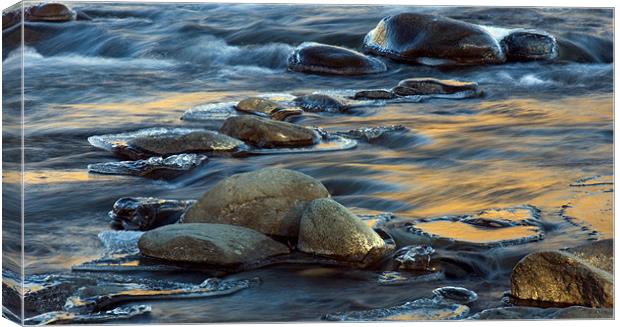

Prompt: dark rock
xmin=500 ymin=29 xmax=558 ymax=61
xmin=235 ymin=97 xmax=302 ymax=121
xmin=25 ymin=3 xmax=75 ymax=22
xmin=2 ymin=10 xmax=21 ymax=30
xmin=293 ymin=94 xmax=348 ymax=113
xmin=393 ymin=244 xmax=435 ymax=271
xmin=297 ymin=198 xmax=389 ymax=266
xmin=288 ymin=42 xmax=386 ymax=75
xmin=138 ymin=223 xmax=290 ymax=266
xmin=182 ymin=168 xmax=330 ymax=238
xmin=432 ymin=286 xmax=478 ymax=304
xmin=363 ymin=13 xmax=505 ymax=65
xmin=109 ymin=197 xmax=196 ymax=231
xmin=353 ymin=90 xmax=397 ymax=100
xmin=88 ymin=154 xmax=207 ymax=177
xmin=393 ymin=78 xmax=480 ymax=97
xmin=219 ymin=115 xmax=319 ymax=148
xmin=511 ymin=250 xmax=613 ymax=308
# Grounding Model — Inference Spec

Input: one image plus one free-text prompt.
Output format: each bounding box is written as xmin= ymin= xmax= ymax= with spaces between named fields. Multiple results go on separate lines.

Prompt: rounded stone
xmin=25 ymin=3 xmax=75 ymax=22
xmin=129 ymin=130 xmax=246 ymax=156
xmin=182 ymin=168 xmax=330 ymax=238
xmin=297 ymin=198 xmax=388 ymax=265
xmin=363 ymin=13 xmax=505 ymax=65
xmin=500 ymin=29 xmax=558 ymax=61
xmin=393 ymin=78 xmax=480 ymax=96
xmin=138 ymin=223 xmax=290 ymax=266
xmin=288 ymin=42 xmax=387 ymax=75
xmin=511 ymin=250 xmax=613 ymax=308
xmin=219 ymin=115 xmax=319 ymax=148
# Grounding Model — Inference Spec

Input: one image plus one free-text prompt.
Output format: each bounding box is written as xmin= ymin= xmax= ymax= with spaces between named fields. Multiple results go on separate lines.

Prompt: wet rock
xmin=246 ymin=134 xmax=357 ymax=155
xmin=563 ymin=239 xmax=613 ymax=274
xmin=511 ymin=250 xmax=613 ymax=308
xmin=500 ymin=29 xmax=559 ymax=61
xmin=219 ymin=115 xmax=319 ymax=148
xmin=181 ymin=102 xmax=238 ymax=121
xmin=88 ymin=153 xmax=207 ymax=177
xmin=470 ymin=306 xmax=613 ymax=319
xmin=182 ymin=168 xmax=330 ymax=238
xmin=363 ymin=13 xmax=505 ymax=65
xmin=297 ymin=198 xmax=389 ymax=266
xmin=377 ymin=271 xmax=444 ymax=286
xmin=235 ymin=97 xmax=302 ymax=121
xmin=325 ymin=298 xmax=470 ymax=321
xmin=88 ymin=128 xmax=246 ymax=160
xmin=288 ymin=42 xmax=387 ymax=75
xmin=392 ymin=78 xmax=480 ymax=98
xmin=293 ymin=94 xmax=348 ymax=113
xmin=393 ymin=244 xmax=435 ymax=271
xmin=353 ymin=90 xmax=397 ymax=100
xmin=24 ymin=3 xmax=75 ymax=22
xmin=98 ymin=231 xmax=143 ymax=256
xmin=138 ymin=223 xmax=290 ymax=266
xmin=25 ymin=305 xmax=151 ymax=325
xmin=336 ymin=125 xmax=408 ymax=143
xmin=432 ymin=286 xmax=478 ymax=304
xmin=109 ymin=197 xmax=195 ymax=231
xmin=2 ymin=10 xmax=21 ymax=30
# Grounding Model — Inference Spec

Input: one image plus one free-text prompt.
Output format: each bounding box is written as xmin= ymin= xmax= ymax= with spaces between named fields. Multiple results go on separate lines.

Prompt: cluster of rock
xmin=287 ymin=12 xmax=565 ymax=76
xmin=137 ymin=168 xmax=394 ymax=268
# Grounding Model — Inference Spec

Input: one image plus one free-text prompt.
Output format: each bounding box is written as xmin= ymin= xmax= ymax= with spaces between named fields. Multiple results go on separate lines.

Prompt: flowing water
xmin=2 ymin=2 xmax=613 ymax=323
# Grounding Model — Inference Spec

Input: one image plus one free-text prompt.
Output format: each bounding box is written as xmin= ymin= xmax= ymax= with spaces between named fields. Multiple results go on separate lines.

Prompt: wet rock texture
xmin=182 ymin=168 xmax=330 ymax=238
xmin=298 ymin=198 xmax=389 ymax=265
xmin=393 ymin=78 xmax=480 ymax=97
xmin=511 ymin=240 xmax=613 ymax=308
xmin=220 ymin=115 xmax=319 ymax=148
xmin=235 ymin=97 xmax=302 ymax=121
xmin=88 ymin=154 xmax=207 ymax=177
xmin=130 ymin=130 xmax=244 ymax=157
xmin=138 ymin=223 xmax=290 ymax=265
xmin=363 ymin=13 xmax=505 ymax=65
xmin=500 ymin=29 xmax=558 ymax=61
xmin=293 ymin=94 xmax=348 ymax=113
xmin=25 ymin=3 xmax=75 ymax=22
xmin=288 ymin=42 xmax=387 ymax=75
xmin=109 ymin=197 xmax=196 ymax=231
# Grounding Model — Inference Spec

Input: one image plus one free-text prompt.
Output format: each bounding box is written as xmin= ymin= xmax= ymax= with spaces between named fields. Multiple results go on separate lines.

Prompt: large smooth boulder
xmin=138 ymin=223 xmax=290 ymax=266
xmin=219 ymin=115 xmax=319 ymax=148
xmin=392 ymin=78 xmax=480 ymax=97
xmin=363 ymin=13 xmax=505 ymax=65
xmin=182 ymin=168 xmax=330 ymax=238
xmin=24 ymin=3 xmax=75 ymax=22
xmin=288 ymin=42 xmax=387 ymax=75
xmin=511 ymin=246 xmax=613 ymax=308
xmin=129 ymin=130 xmax=245 ymax=156
xmin=298 ymin=198 xmax=388 ymax=265
xmin=500 ymin=29 xmax=558 ymax=61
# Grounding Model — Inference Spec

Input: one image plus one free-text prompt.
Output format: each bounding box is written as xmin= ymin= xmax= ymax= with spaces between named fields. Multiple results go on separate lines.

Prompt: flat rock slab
xmin=138 ymin=223 xmax=290 ymax=266
xmin=219 ymin=115 xmax=319 ymax=148
xmin=182 ymin=168 xmax=330 ymax=238
xmin=288 ymin=42 xmax=387 ymax=75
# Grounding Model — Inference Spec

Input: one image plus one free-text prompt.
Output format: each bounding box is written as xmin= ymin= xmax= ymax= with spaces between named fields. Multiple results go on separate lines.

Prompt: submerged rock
xmin=336 ymin=125 xmax=408 ymax=143
xmin=470 ymin=306 xmax=613 ymax=320
xmin=363 ymin=13 xmax=505 ymax=65
xmin=325 ymin=298 xmax=470 ymax=321
xmin=432 ymin=287 xmax=478 ymax=304
xmin=293 ymin=94 xmax=348 ymax=113
xmin=393 ymin=244 xmax=435 ymax=271
xmin=25 ymin=305 xmax=151 ymax=325
xmin=235 ymin=97 xmax=302 ymax=121
xmin=297 ymin=198 xmax=389 ymax=266
xmin=288 ymin=42 xmax=387 ymax=75
xmin=393 ymin=78 xmax=480 ymax=98
xmin=88 ymin=128 xmax=246 ymax=160
xmin=500 ymin=29 xmax=558 ymax=61
xmin=377 ymin=271 xmax=444 ymax=286
xmin=353 ymin=90 xmax=397 ymax=100
xmin=511 ymin=248 xmax=613 ymax=308
xmin=24 ymin=3 xmax=75 ymax=22
xmin=109 ymin=197 xmax=195 ymax=231
xmin=138 ymin=223 xmax=290 ymax=266
xmin=88 ymin=154 xmax=207 ymax=177
xmin=219 ymin=115 xmax=319 ymax=148
xmin=182 ymin=168 xmax=330 ymax=238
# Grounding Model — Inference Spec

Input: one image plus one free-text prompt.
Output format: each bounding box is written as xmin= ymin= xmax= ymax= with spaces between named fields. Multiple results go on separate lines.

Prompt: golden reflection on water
xmin=414 ymin=221 xmax=541 ymax=244
xmin=4 ymin=170 xmax=120 ymax=185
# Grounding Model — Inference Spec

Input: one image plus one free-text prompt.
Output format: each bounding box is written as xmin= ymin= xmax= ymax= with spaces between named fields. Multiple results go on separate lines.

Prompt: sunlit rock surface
xmin=88 ymin=127 xmax=247 ymax=160
xmin=109 ymin=197 xmax=196 ymax=231
xmin=288 ymin=42 xmax=387 ymax=75
xmin=235 ymin=97 xmax=302 ymax=120
xmin=406 ymin=205 xmax=544 ymax=247
xmin=88 ymin=153 xmax=207 ymax=177
xmin=324 ymin=297 xmax=470 ymax=321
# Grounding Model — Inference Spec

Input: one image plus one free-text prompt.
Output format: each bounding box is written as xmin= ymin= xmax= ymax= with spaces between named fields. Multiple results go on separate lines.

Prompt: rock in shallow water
xmin=235 ymin=97 xmax=302 ymax=121
xmin=138 ymin=223 xmax=290 ymax=266
xmin=363 ymin=13 xmax=505 ymax=65
xmin=353 ymin=90 xmax=397 ymax=100
xmin=182 ymin=168 xmax=330 ymax=238
xmin=88 ymin=153 xmax=207 ymax=177
xmin=500 ymin=29 xmax=558 ymax=61
xmin=432 ymin=286 xmax=478 ymax=304
xmin=510 ymin=242 xmax=613 ymax=308
xmin=393 ymin=78 xmax=481 ymax=98
xmin=325 ymin=297 xmax=470 ymax=321
xmin=109 ymin=197 xmax=195 ymax=231
xmin=219 ymin=115 xmax=319 ymax=148
xmin=24 ymin=305 xmax=151 ymax=325
xmin=88 ymin=128 xmax=246 ymax=160
xmin=288 ymin=42 xmax=387 ymax=75
xmin=393 ymin=244 xmax=435 ymax=271
xmin=297 ymin=198 xmax=390 ymax=266
xmin=293 ymin=94 xmax=349 ymax=113
xmin=24 ymin=3 xmax=75 ymax=22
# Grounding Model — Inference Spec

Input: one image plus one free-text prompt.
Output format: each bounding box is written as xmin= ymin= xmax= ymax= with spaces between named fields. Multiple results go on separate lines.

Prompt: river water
xmin=2 ymin=2 xmax=613 ymax=323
